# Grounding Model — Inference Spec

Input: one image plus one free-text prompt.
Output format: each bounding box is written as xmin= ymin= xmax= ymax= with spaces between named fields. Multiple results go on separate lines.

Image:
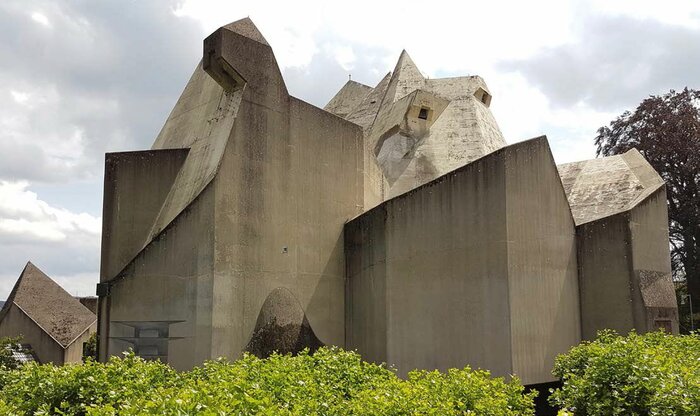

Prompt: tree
xmin=595 ymin=88 xmax=700 ymax=304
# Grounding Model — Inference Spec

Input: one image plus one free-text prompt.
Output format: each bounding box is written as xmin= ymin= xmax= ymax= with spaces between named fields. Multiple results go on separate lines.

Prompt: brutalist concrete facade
xmin=345 ymin=137 xmax=580 ymax=384
xmin=98 ymin=18 xmax=677 ymax=384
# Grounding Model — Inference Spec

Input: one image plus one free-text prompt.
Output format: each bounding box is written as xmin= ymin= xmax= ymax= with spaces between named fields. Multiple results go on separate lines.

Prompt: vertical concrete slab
xmin=576 ymin=188 xmax=678 ymax=339
xmin=629 ymin=189 xmax=679 ymax=333
xmin=100 ymin=149 xmax=188 ymax=281
xmin=346 ymin=145 xmax=513 ymax=378
xmin=210 ymin=89 xmax=363 ymax=359
xmin=576 ymin=215 xmax=636 ymax=339
xmin=102 ymin=184 xmax=215 ymax=370
xmin=346 ymin=137 xmax=581 ymax=384
xmin=503 ymin=138 xmax=581 ymax=384
xmin=345 ymin=207 xmax=388 ymax=364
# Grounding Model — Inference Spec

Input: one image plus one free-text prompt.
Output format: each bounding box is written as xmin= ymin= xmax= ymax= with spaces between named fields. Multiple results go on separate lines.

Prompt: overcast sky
xmin=1 ymin=0 xmax=699 ymax=298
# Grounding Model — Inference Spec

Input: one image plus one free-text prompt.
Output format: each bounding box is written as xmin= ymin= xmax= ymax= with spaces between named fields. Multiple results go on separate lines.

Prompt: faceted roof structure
xmin=558 ymin=149 xmax=665 ymax=225
xmin=97 ymin=16 xmax=677 ymax=384
xmin=325 ymin=50 xmax=506 ymax=200
xmin=0 ymin=262 xmax=96 ymax=347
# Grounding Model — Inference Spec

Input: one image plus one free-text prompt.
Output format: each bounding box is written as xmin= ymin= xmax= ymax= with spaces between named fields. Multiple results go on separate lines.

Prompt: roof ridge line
xmin=12 ymin=301 xmax=69 ymax=349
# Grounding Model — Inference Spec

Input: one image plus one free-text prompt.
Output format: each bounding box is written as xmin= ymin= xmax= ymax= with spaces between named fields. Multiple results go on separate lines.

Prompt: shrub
xmin=0 ymin=347 xmax=536 ymax=415
xmin=82 ymin=333 xmax=97 ymax=362
xmin=550 ymin=330 xmax=700 ymax=415
xmin=0 ymin=336 xmax=30 ymax=370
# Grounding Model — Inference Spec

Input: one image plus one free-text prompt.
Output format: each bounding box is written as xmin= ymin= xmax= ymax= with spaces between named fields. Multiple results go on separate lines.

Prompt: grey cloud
xmin=0 ymin=1 xmax=203 ymax=183
xmin=0 ymin=0 xmax=203 ymax=297
xmin=500 ymin=15 xmax=700 ymax=110
xmin=283 ymin=39 xmax=392 ymax=108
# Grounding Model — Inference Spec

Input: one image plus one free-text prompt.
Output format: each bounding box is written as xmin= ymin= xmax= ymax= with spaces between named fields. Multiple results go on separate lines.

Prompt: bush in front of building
xmin=0 ymin=347 xmax=536 ymax=415
xmin=550 ymin=330 xmax=700 ymax=415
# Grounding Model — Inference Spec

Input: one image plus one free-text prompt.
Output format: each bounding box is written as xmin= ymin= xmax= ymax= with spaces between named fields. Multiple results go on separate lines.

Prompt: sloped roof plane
xmin=0 ymin=262 xmax=96 ymax=348
xmin=558 ymin=149 xmax=665 ymax=225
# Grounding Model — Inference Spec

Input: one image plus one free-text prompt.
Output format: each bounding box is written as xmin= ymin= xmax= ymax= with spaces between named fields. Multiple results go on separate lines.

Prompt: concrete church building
xmin=97 ymin=18 xmax=678 ymax=386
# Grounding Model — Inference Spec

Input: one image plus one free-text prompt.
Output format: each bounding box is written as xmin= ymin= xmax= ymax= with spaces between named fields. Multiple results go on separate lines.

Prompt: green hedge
xmin=0 ymin=347 xmax=535 ymax=415
xmin=550 ymin=330 xmax=700 ymax=415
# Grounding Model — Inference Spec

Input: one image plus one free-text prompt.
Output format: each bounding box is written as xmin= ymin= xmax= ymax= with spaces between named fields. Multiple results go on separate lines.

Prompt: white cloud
xmin=30 ymin=11 xmax=50 ymax=27
xmin=0 ymin=181 xmax=100 ymax=243
xmin=10 ymin=90 xmax=29 ymax=105
xmin=332 ymin=45 xmax=355 ymax=72
xmin=0 ymin=180 xmax=101 ymax=298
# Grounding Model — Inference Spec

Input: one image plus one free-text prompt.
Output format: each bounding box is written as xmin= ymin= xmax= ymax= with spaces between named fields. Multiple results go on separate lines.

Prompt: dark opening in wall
xmin=418 ymin=107 xmax=429 ymax=120
xmin=474 ymin=87 xmax=492 ymax=106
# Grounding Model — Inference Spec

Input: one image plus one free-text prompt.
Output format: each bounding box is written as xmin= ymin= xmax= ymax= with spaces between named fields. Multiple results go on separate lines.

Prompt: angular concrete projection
xmin=98 ymin=18 xmax=363 ymax=369
xmin=99 ymin=17 xmax=677 ymax=380
xmin=346 ymin=137 xmax=581 ymax=385
xmin=326 ymin=51 xmax=506 ymax=207
xmin=0 ymin=262 xmax=96 ymax=364
xmin=324 ymin=80 xmax=373 ymax=118
xmin=559 ymin=149 xmax=679 ymax=339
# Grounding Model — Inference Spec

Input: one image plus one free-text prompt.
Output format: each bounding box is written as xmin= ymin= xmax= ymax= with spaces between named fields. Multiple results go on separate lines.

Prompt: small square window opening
xmin=418 ymin=107 xmax=429 ymax=120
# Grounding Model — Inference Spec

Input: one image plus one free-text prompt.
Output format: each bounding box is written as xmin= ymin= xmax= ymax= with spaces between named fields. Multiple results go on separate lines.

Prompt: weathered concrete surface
xmin=562 ymin=151 xmax=678 ymax=338
xmin=558 ymin=149 xmax=664 ymax=226
xmin=100 ymin=149 xmax=188 ymax=280
xmin=575 ymin=188 xmax=678 ymax=339
xmin=98 ymin=17 xmax=677 ymax=379
xmin=324 ymin=80 xmax=373 ymax=118
xmin=346 ymin=137 xmax=580 ymax=384
xmin=326 ymin=50 xmax=506 ymax=203
xmin=209 ymin=94 xmax=363 ymax=361
xmin=0 ymin=262 xmax=96 ymax=364
xmin=99 ymin=18 xmax=362 ymax=368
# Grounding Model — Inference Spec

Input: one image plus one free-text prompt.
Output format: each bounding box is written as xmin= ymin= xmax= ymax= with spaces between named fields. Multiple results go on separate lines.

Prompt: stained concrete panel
xmin=100 ymin=149 xmax=188 ymax=281
xmin=558 ymin=149 xmax=664 ymax=226
xmin=100 ymin=183 xmax=215 ymax=369
xmin=576 ymin=187 xmax=678 ymax=339
xmin=503 ymin=139 xmax=580 ymax=384
xmin=209 ymin=81 xmax=363 ymax=359
xmin=346 ymin=137 xmax=579 ymax=384
xmin=324 ymin=80 xmax=373 ymax=118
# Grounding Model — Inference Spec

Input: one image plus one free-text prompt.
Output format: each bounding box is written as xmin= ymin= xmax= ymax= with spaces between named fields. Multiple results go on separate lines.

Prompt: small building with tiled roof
xmin=0 ymin=262 xmax=96 ymax=364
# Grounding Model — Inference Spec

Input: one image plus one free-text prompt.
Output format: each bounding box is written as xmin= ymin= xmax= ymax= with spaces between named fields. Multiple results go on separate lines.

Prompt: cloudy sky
xmin=0 ymin=0 xmax=699 ymax=298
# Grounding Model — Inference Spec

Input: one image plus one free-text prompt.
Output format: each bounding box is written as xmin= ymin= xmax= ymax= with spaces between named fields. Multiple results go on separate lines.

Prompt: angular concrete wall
xmin=100 ymin=19 xmax=363 ymax=369
xmin=345 ymin=137 xmax=580 ymax=384
xmin=100 ymin=183 xmax=215 ymax=369
xmin=628 ymin=189 xmax=679 ymax=332
xmin=504 ymin=140 xmax=581 ymax=384
xmin=577 ymin=187 xmax=678 ymax=339
xmin=100 ymin=149 xmax=188 ymax=280
xmin=210 ymin=88 xmax=363 ymax=359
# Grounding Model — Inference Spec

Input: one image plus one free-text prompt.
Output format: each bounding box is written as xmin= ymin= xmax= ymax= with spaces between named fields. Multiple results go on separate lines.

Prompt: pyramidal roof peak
xmin=2 ymin=261 xmax=96 ymax=348
xmin=395 ymin=50 xmax=421 ymax=75
xmin=383 ymin=49 xmax=425 ymax=104
xmin=223 ymin=17 xmax=269 ymax=46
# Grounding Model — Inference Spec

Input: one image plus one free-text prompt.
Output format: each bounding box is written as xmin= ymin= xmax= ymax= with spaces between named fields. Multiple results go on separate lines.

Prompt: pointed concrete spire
xmin=223 ymin=17 xmax=269 ymax=46
xmin=383 ymin=50 xmax=425 ymax=105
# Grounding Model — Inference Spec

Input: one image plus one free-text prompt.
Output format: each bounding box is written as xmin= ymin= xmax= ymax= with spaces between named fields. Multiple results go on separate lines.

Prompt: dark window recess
xmin=418 ymin=107 xmax=429 ymax=120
